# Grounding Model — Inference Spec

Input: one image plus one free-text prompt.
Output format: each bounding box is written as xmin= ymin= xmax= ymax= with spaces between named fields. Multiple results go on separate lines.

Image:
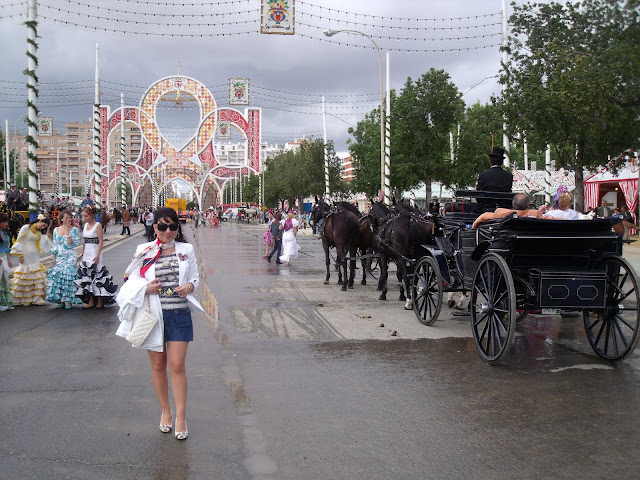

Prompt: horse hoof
xmin=348 ymin=284 xmax=354 ymax=289
xmin=324 ymin=280 xmax=330 ymax=285
xmin=337 ymin=280 xmax=343 ymax=285
xmin=361 ymin=280 xmax=366 ymax=285
xmin=341 ymin=286 xmax=347 ymax=292
xmin=378 ymin=295 xmax=386 ymax=301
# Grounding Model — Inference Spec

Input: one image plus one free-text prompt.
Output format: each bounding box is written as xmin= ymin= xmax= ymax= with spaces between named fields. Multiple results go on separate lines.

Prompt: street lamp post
xmin=324 ymin=28 xmax=388 ymax=205
xmin=13 ymin=113 xmax=28 ymax=186
xmin=56 ymin=147 xmax=62 ymax=198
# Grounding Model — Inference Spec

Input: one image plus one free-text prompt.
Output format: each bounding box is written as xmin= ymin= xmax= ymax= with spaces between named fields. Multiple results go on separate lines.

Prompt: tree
xmin=454 ymin=102 xmax=504 ymax=188
xmin=242 ymin=173 xmax=260 ymax=205
xmin=347 ymin=106 xmax=386 ymax=198
xmin=263 ymin=139 xmax=345 ymax=209
xmin=0 ymin=131 xmax=20 ymax=189
xmin=501 ymin=0 xmax=640 ymax=211
xmin=348 ymin=69 xmax=465 ymax=202
xmin=393 ymin=69 xmax=465 ymax=203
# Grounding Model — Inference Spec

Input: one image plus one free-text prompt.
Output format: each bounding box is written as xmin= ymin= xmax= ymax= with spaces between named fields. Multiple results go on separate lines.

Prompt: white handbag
xmin=126 ymin=296 xmax=158 ymax=347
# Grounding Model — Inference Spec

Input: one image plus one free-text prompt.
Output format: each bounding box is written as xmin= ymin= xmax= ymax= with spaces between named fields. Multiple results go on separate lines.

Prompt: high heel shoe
xmin=175 ymin=420 xmax=188 ymax=440
xmin=159 ymin=412 xmax=172 ymax=433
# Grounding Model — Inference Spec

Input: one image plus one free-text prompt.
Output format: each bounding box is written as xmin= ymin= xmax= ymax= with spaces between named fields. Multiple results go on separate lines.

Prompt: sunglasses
xmin=156 ymin=222 xmax=179 ymax=232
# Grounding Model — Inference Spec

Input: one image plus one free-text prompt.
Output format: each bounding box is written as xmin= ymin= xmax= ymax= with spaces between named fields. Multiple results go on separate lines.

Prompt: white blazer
xmin=116 ymin=241 xmax=203 ymax=351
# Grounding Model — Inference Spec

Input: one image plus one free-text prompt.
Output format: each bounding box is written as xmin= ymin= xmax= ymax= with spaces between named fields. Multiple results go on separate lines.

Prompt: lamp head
xmin=323 ymin=29 xmax=340 ymax=37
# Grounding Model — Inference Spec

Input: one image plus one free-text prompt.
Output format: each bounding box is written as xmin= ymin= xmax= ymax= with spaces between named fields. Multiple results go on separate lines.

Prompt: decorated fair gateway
xmin=95 ymin=75 xmax=261 ymax=209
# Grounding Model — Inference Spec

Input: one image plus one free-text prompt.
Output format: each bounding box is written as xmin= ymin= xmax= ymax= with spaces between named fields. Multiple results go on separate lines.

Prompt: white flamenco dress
xmin=279 ymin=218 xmax=300 ymax=264
xmin=74 ymin=222 xmax=118 ymax=305
xmin=10 ymin=224 xmax=51 ymax=306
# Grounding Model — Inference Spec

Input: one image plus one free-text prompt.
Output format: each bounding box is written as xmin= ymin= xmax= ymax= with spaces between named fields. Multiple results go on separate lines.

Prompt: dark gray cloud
xmin=0 ymin=0 xmax=522 ymax=154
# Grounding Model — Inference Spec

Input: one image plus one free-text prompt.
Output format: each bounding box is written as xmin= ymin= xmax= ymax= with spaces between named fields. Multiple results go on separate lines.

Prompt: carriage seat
xmin=443 ymin=201 xmax=473 ymax=213
xmin=474 ymin=215 xmax=621 ymax=259
xmin=455 ymin=189 xmax=516 ymax=213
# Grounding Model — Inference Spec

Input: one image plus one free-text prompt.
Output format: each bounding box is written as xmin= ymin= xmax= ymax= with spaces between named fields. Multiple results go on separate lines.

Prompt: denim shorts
xmin=163 ymin=308 xmax=193 ymax=342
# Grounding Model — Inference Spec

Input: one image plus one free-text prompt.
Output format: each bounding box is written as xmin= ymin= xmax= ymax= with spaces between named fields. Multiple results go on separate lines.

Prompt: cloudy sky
xmin=0 ymin=0 xmax=535 ymax=156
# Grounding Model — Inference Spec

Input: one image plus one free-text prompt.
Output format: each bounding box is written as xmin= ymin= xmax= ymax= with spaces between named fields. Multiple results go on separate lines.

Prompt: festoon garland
xmin=24 ymin=13 xmax=39 ymax=213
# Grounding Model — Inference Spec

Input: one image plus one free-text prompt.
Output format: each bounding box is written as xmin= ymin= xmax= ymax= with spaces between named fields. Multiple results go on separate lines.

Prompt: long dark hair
xmin=150 ymin=207 xmax=187 ymax=243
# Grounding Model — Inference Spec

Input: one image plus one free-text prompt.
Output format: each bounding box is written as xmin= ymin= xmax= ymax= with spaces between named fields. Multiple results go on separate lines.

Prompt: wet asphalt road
xmin=1 ymin=222 xmax=639 ymax=479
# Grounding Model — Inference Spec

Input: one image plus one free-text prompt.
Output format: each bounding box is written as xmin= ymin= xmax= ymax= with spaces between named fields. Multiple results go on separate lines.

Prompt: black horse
xmin=334 ymin=201 xmax=377 ymax=286
xmin=376 ymin=201 xmax=436 ymax=308
xmin=368 ymin=201 xmax=393 ymax=236
xmin=310 ymin=200 xmax=374 ymax=290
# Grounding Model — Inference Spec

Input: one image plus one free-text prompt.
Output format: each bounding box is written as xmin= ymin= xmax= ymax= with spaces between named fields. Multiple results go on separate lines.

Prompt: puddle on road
xmin=307 ymin=314 xmax=640 ymax=375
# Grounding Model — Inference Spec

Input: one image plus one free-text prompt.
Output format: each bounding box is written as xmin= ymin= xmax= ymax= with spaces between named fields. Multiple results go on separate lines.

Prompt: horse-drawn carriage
xmin=0 ymin=202 xmax=29 ymax=239
xmin=411 ymin=190 xmax=640 ymax=364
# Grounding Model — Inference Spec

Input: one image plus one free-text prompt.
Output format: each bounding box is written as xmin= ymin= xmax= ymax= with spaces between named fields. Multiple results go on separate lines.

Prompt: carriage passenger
xmin=542 ymin=193 xmax=579 ymax=220
xmin=472 ymin=193 xmax=544 ymax=228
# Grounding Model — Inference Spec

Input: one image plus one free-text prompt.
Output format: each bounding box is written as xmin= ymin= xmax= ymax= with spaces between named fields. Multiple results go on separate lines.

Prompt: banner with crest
xmin=260 ymin=0 xmax=295 ymax=35
xmin=229 ymin=78 xmax=250 ymax=105
xmin=39 ymin=116 xmax=53 ymax=136
xmin=217 ymin=121 xmax=231 ymax=139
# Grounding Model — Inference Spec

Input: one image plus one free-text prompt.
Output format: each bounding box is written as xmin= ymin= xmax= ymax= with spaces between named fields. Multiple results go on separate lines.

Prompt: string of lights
xmin=298 ymin=22 xmax=500 ymax=38
xmin=299 ymin=13 xmax=501 ymax=32
xmin=252 ymin=93 xmax=380 ymax=106
xmin=108 ymin=0 xmax=251 ymax=6
xmin=48 ymin=0 xmax=255 ymax=18
xmin=1 ymin=80 xmax=381 ymax=103
xmin=1 ymin=85 xmax=384 ymax=112
xmin=299 ymin=21 xmax=500 ymax=40
xmin=252 ymin=85 xmax=379 ymax=100
xmin=39 ymin=13 xmax=258 ymax=37
xmin=0 ymin=2 xmax=26 ymax=8
xmin=298 ymin=0 xmax=500 ymax=22
xmin=0 ymin=12 xmax=25 ymax=20
xmin=39 ymin=2 xmax=258 ymax=27
xmin=297 ymin=32 xmax=500 ymax=53
xmin=251 ymin=97 xmax=379 ymax=111
xmin=0 ymin=79 xmax=93 ymax=85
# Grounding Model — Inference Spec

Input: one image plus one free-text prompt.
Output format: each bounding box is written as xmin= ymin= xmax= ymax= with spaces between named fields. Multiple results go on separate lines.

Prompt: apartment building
xmin=9 ymin=118 xmax=142 ymax=198
xmin=341 ymin=156 xmax=355 ymax=182
xmin=9 ymin=120 xmax=92 ymax=196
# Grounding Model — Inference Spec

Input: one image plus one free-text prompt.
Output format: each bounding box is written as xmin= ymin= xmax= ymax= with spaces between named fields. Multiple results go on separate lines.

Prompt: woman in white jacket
xmin=116 ymin=207 xmax=202 ymax=441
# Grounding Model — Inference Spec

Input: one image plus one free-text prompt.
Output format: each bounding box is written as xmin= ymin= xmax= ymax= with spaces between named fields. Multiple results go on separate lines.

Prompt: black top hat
xmin=489 ymin=146 xmax=505 ymax=160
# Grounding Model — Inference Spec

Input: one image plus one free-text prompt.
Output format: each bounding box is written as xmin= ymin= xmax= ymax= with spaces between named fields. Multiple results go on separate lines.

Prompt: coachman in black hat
xmin=476 ymin=146 xmax=513 ymax=192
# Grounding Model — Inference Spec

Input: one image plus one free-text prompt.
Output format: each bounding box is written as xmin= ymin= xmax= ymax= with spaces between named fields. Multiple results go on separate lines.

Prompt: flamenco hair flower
xmin=37 ymin=214 xmax=45 ymax=221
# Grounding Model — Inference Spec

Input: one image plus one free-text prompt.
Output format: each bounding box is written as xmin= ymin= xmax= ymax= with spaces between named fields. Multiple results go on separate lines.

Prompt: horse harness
xmin=376 ymin=211 xmax=434 ymax=262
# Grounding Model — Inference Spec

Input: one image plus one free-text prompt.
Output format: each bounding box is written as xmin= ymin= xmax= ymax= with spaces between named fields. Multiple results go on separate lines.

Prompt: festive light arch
xmin=98 ymin=75 xmax=261 ymax=209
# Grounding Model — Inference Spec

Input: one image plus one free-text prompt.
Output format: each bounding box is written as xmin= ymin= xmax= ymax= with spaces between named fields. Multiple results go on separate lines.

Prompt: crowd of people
xmin=0 ymin=206 xmax=118 ymax=311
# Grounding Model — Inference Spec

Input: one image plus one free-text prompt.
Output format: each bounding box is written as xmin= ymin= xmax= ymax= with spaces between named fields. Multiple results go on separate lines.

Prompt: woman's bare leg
xmin=85 ymin=293 xmax=95 ymax=308
xmin=167 ymin=341 xmax=189 ymax=432
xmin=148 ymin=350 xmax=172 ymax=426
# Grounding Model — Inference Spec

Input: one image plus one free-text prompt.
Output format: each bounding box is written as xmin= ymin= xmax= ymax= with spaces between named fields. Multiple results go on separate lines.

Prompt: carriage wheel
xmin=412 ymin=256 xmax=443 ymax=326
xmin=471 ymin=253 xmax=516 ymax=364
xmin=584 ymin=257 xmax=640 ymax=361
